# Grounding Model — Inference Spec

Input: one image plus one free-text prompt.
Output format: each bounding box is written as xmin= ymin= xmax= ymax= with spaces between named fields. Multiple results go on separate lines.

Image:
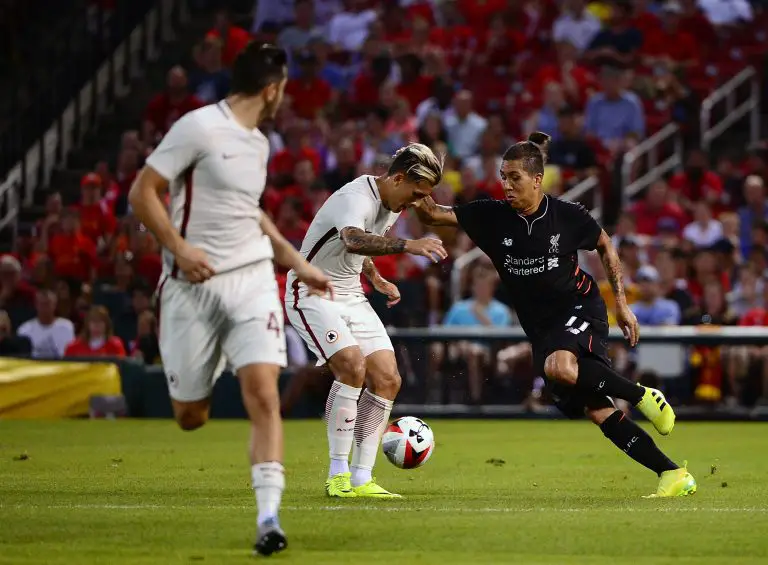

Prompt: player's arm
xmin=362 ymin=257 xmax=400 ymax=308
xmin=595 ymin=229 xmax=639 ymax=346
xmin=128 ymin=116 xmax=214 ymax=283
xmin=410 ymin=196 xmax=459 ymax=227
xmin=340 ymin=227 xmax=447 ymax=263
xmin=260 ymin=213 xmax=333 ymax=298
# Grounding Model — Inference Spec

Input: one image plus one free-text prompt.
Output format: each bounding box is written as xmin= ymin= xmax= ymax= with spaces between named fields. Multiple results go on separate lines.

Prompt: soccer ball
xmin=381 ymin=416 xmax=434 ymax=469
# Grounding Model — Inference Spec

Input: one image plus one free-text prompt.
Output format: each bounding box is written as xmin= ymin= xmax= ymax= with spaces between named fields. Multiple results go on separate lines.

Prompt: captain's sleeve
xmin=565 ymin=201 xmax=602 ymax=251
xmin=144 ymin=114 xmax=206 ymax=182
xmin=453 ymin=198 xmax=503 ymax=247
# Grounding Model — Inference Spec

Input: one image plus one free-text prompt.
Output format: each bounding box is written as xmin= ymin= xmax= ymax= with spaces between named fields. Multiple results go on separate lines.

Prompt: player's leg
xmin=157 ymin=278 xmax=223 ymax=430
xmin=286 ymin=294 xmax=365 ymax=496
xmin=348 ymin=301 xmax=402 ymax=497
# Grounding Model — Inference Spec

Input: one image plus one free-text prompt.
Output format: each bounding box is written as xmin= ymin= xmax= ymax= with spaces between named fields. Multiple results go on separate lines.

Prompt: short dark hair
xmin=231 ymin=43 xmax=287 ymax=96
xmin=502 ymin=132 xmax=551 ymax=176
xmin=388 ymin=143 xmax=444 ymax=186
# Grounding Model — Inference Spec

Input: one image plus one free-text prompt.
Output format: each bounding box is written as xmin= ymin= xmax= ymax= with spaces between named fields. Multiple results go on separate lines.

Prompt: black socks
xmin=576 ymin=357 xmax=644 ymax=405
xmin=600 ymin=410 xmax=678 ymax=476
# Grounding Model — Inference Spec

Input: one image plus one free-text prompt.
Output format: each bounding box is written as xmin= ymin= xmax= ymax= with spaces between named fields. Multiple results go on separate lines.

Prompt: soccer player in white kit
xmin=286 ymin=144 xmax=446 ymax=498
xmin=128 ymin=44 xmax=331 ymax=557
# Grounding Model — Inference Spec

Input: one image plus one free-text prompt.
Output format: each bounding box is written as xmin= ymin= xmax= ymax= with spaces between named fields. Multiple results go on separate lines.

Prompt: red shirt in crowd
xmin=48 ymin=232 xmax=98 ymax=281
xmin=396 ymin=75 xmax=434 ymax=111
xmin=740 ymin=307 xmax=768 ymax=326
xmin=143 ymin=92 xmax=204 ymax=137
xmin=668 ymin=171 xmax=724 ymax=202
xmin=77 ymin=202 xmax=117 ymax=244
xmin=268 ymin=147 xmax=322 ymax=178
xmin=457 ymin=0 xmax=506 ymax=29
xmin=629 ymin=201 xmax=688 ymax=236
xmin=64 ymin=336 xmax=126 ymax=358
xmin=642 ymin=28 xmax=699 ymax=63
xmin=529 ymin=64 xmax=596 ymax=107
xmin=206 ymin=26 xmax=251 ymax=67
xmin=285 ymin=77 xmax=332 ymax=119
xmin=136 ymin=253 xmax=162 ymax=288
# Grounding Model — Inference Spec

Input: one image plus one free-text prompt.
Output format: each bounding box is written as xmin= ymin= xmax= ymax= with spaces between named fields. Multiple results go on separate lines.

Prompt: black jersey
xmin=454 ymin=195 xmax=605 ymax=338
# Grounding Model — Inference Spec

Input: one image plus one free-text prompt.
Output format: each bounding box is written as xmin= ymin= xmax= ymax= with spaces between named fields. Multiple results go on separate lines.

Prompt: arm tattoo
xmin=413 ymin=196 xmax=458 ymax=227
xmin=596 ymin=231 xmax=626 ymax=303
xmin=362 ymin=257 xmax=381 ymax=281
xmin=340 ymin=227 xmax=406 ymax=256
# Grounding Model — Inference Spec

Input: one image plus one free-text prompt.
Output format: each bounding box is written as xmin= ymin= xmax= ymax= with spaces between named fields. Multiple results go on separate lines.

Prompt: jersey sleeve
xmin=453 ymin=199 xmax=503 ymax=247
xmin=563 ymin=201 xmax=602 ymax=251
xmin=144 ymin=114 xmax=206 ymax=182
xmin=332 ymin=194 xmax=372 ymax=233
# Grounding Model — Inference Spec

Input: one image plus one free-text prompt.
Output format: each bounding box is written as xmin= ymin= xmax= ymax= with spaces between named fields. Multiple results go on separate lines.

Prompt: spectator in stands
xmin=285 ymin=51 xmax=334 ymax=120
xmin=327 ymin=0 xmax=378 ymax=51
xmin=585 ymin=0 xmax=643 ymax=66
xmin=324 ymin=139 xmax=359 ymax=191
xmin=729 ymin=264 xmax=764 ymax=318
xmin=268 ymin=122 xmax=322 ymax=182
xmin=37 ymin=192 xmax=63 ymax=240
xmin=0 ymin=255 xmax=36 ymax=331
xmin=682 ymin=201 xmax=723 ymax=248
xmin=47 ymin=208 xmax=97 ymax=282
xmin=275 ymin=198 xmax=310 ymax=250
xmin=17 ymin=289 xmax=75 ymax=359
xmin=415 ymin=78 xmax=456 ymax=126
xmin=553 ymin=0 xmax=602 ymax=53
xmin=630 ymin=180 xmax=687 ymax=236
xmin=654 ymin=248 xmax=696 ymax=319
xmin=113 ymin=282 xmax=153 ymax=348
xmin=351 ymin=53 xmax=393 ymax=112
xmin=277 ymin=0 xmax=320 ymax=54
xmin=738 ymin=175 xmax=768 ymax=257
xmin=698 ymin=0 xmax=753 ymax=27
xmin=729 ymin=279 xmax=768 ymax=407
xmin=0 ymin=309 xmax=31 ymax=357
xmin=396 ymin=53 xmax=433 ymax=112
xmin=386 ymin=97 xmax=418 ymax=143
xmin=190 ymin=37 xmax=231 ymax=104
xmin=584 ymin=64 xmax=645 ymax=154
xmin=529 ymin=40 xmax=596 ymax=109
xmin=688 ymin=248 xmax=731 ymax=302
xmin=464 ymin=130 xmax=503 ymax=185
xmin=641 ymin=1 xmax=698 ymax=70
xmin=304 ymin=36 xmax=347 ymax=91
xmin=631 ymin=265 xmax=682 ymax=326
xmin=142 ymin=66 xmax=204 ymax=144
xmin=54 ymin=278 xmax=87 ymax=333
xmin=206 ymin=8 xmax=250 ymax=67
xmin=361 ymin=107 xmax=403 ymax=167
xmin=417 ymin=112 xmax=449 ymax=148
xmin=130 ymin=310 xmax=160 ymax=363
xmin=131 ymin=230 xmax=163 ymax=289
xmin=445 ymin=90 xmax=487 ymax=160
xmin=78 ymin=173 xmax=116 ymax=248
xmin=669 ymin=149 xmax=724 ymax=215
xmin=252 ymin=0 xmax=296 ymax=32
xmin=524 ymin=82 xmax=567 ymax=141
xmin=547 ymin=105 xmax=598 ymax=185
xmin=434 ymin=265 xmax=513 ymax=404
xmin=64 ymin=305 xmax=126 ymax=358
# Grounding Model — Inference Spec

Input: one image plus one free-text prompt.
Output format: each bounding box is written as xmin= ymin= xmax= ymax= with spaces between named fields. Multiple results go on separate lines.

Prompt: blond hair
xmin=389 ymin=143 xmax=444 ymax=186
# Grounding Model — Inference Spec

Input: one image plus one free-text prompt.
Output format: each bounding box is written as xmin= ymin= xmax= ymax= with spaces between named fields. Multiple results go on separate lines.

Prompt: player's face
xmin=390 ymin=175 xmax=435 ymax=212
xmin=264 ymin=75 xmax=288 ymax=118
xmin=500 ymin=160 xmax=542 ymax=210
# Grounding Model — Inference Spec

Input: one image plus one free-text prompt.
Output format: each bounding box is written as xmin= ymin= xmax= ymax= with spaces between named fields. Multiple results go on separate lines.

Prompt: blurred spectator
xmin=547 ymin=106 xmax=598 ymax=184
xmin=327 ymin=0 xmax=377 ymax=51
xmin=529 ymin=40 xmax=597 ymax=109
xmin=269 ymin=123 xmax=322 ymax=181
xmin=729 ymin=264 xmax=764 ymax=318
xmin=682 ymin=201 xmax=723 ymax=248
xmin=142 ymin=66 xmax=204 ymax=144
xmin=0 ymin=255 xmax=36 ymax=330
xmin=286 ymin=51 xmax=334 ymax=119
xmin=654 ymin=248 xmax=696 ymax=318
xmin=444 ymin=90 xmax=487 ymax=160
xmin=584 ymin=65 xmax=645 ymax=154
xmin=54 ymin=278 xmax=88 ymax=332
xmin=688 ymin=248 xmax=731 ymax=302
xmin=629 ymin=180 xmax=686 ymax=236
xmin=64 ymin=305 xmax=126 ymax=358
xmin=113 ymin=283 xmax=153 ymax=348
xmin=252 ymin=0 xmax=296 ymax=32
xmin=417 ymin=112 xmax=448 ymax=148
xmin=698 ymin=0 xmax=753 ymax=27
xmin=305 ymin=37 xmax=348 ymax=90
xmin=37 ymin=192 xmax=63 ymax=240
xmin=351 ymin=54 xmax=393 ymax=112
xmin=464 ymin=130 xmax=503 ymax=186
xmin=47 ymin=209 xmax=98 ymax=282
xmin=553 ymin=0 xmax=602 ymax=53
xmin=524 ymin=82 xmax=567 ymax=141
xmin=361 ymin=107 xmax=404 ymax=167
xmin=78 ymin=173 xmax=117 ymax=248
xmin=0 ymin=310 xmax=32 ymax=357
xmin=415 ymin=78 xmax=456 ymax=126
xmin=190 ymin=37 xmax=231 ymax=103
xmin=396 ymin=54 xmax=433 ymax=111
xmin=324 ymin=139 xmax=359 ymax=190
xmin=586 ymin=0 xmax=643 ymax=66
xmin=641 ymin=1 xmax=698 ymax=69
xmin=275 ymin=198 xmax=310 ymax=250
xmin=738 ymin=175 xmax=768 ymax=257
xmin=386 ymin=97 xmax=418 ymax=143
xmin=206 ymin=9 xmax=250 ymax=67
xmin=669 ymin=149 xmax=724 ymax=215
xmin=277 ymin=0 xmax=320 ymax=53
xmin=130 ymin=310 xmax=160 ymax=364
xmin=17 ymin=289 xmax=75 ymax=359
xmin=631 ymin=265 xmax=682 ymax=325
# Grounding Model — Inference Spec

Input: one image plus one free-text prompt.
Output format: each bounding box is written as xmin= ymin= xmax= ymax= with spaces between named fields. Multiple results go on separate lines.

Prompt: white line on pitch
xmin=1 ymin=504 xmax=767 ymax=513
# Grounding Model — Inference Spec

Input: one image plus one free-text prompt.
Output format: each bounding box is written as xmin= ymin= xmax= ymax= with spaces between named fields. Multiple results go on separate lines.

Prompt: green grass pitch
xmin=1 ymin=419 xmax=766 ymax=565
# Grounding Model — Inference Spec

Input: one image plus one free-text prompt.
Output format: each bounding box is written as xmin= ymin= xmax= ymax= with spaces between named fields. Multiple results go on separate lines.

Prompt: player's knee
xmin=329 ymin=349 xmax=366 ymax=387
xmin=543 ymin=351 xmax=578 ymax=385
xmin=175 ymin=409 xmax=208 ymax=431
xmin=586 ymin=406 xmax=617 ymax=425
xmin=371 ymin=369 xmax=402 ymax=397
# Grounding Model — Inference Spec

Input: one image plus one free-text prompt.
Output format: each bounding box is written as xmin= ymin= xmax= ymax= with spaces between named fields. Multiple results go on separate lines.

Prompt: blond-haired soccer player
xmin=287 ymin=144 xmax=446 ymax=498
xmin=129 ymin=43 xmax=331 ymax=556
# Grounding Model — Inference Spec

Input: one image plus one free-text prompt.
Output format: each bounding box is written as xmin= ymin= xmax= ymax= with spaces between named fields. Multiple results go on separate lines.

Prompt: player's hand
xmin=295 ymin=262 xmax=334 ymax=300
xmin=372 ymin=277 xmax=400 ymax=308
xmin=616 ymin=303 xmax=639 ymax=347
xmin=174 ymin=242 xmax=215 ymax=283
xmin=404 ymin=237 xmax=447 ymax=263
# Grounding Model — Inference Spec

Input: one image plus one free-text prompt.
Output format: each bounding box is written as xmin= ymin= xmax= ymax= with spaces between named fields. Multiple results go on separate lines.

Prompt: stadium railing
xmin=700 ymin=66 xmax=761 ymax=151
xmin=560 ymin=175 xmax=602 ymax=220
xmin=621 ymin=122 xmax=683 ymax=207
xmin=0 ymin=0 xmax=190 ymax=235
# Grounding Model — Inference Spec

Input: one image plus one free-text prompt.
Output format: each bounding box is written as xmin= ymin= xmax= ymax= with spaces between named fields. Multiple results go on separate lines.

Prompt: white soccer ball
xmin=381 ymin=416 xmax=435 ymax=469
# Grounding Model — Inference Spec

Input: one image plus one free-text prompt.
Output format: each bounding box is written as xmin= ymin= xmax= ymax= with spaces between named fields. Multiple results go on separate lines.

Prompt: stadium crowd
xmin=1 ymin=0 xmax=767 ymax=409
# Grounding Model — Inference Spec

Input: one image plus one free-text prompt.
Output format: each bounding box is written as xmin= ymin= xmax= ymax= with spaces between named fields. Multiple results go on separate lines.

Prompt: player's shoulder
xmin=178 ymin=103 xmax=232 ymax=131
xmin=550 ymin=196 xmax=592 ymax=217
xmin=336 ymin=175 xmax=378 ymax=199
xmin=457 ymin=197 xmax=510 ymax=213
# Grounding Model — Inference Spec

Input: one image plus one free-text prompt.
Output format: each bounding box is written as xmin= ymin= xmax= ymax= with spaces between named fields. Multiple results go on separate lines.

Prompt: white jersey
xmin=287 ymin=175 xmax=400 ymax=300
xmin=145 ymin=101 xmax=272 ymax=280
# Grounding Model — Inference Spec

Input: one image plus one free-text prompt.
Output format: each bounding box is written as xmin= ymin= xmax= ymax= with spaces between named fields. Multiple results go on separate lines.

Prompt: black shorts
xmin=531 ymin=301 xmax=615 ymax=419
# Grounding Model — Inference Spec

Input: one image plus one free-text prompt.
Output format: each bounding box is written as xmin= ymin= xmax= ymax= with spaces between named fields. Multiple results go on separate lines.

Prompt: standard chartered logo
xmin=504 ymin=255 xmax=546 ymax=275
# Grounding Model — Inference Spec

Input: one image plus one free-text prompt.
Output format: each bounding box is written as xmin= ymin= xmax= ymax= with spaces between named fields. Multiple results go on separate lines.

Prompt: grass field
xmin=1 ymin=419 xmax=766 ymax=565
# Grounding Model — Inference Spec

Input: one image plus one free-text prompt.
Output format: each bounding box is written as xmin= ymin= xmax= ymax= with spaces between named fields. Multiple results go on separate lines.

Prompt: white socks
xmin=325 ymin=380 xmax=362 ymax=478
xmin=351 ymin=389 xmax=393 ymax=487
xmin=251 ymin=461 xmax=285 ymax=527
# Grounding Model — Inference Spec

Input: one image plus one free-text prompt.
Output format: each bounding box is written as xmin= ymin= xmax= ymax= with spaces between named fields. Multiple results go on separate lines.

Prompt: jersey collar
xmin=217 ymin=99 xmax=268 ymax=141
xmin=366 ymin=176 xmax=381 ymax=201
xmin=517 ymin=195 xmax=549 ymax=236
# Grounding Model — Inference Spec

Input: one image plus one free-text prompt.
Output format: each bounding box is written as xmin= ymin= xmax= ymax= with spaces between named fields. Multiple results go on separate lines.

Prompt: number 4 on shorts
xmin=565 ymin=316 xmax=589 ymax=335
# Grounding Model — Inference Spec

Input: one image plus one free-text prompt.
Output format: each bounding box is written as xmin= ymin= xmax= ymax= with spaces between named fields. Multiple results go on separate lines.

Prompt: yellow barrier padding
xmin=0 ymin=358 xmax=122 ymax=419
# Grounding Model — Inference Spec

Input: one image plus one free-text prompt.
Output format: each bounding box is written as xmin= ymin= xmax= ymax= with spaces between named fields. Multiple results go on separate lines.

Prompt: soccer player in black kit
xmin=413 ymin=132 xmax=697 ymax=497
